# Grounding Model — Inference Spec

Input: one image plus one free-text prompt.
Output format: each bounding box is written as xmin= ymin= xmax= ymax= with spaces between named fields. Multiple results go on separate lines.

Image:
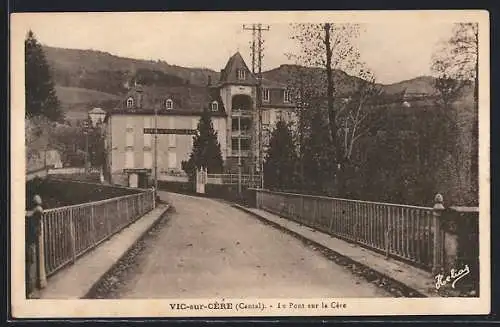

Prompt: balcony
xmin=231 ymin=109 xmax=253 ymax=117
xmin=231 ymin=149 xmax=251 ymax=157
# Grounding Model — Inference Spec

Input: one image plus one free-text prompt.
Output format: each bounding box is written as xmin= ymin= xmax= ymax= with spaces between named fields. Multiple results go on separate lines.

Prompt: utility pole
xmin=238 ymin=115 xmax=242 ymax=195
xmin=83 ymin=119 xmax=89 ymax=174
xmin=243 ymin=23 xmax=269 ymax=189
xmin=154 ymin=105 xmax=158 ymax=192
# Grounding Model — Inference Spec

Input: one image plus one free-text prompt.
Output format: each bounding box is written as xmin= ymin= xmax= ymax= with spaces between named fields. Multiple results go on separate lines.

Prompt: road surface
xmin=114 ymin=192 xmax=391 ymax=298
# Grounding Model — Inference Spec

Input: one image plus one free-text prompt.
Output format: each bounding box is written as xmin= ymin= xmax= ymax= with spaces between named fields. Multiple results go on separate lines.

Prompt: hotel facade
xmin=103 ymin=52 xmax=296 ymax=187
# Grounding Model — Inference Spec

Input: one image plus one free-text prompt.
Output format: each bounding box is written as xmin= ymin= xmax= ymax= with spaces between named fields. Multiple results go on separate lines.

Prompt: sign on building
xmin=143 ymin=128 xmax=197 ymax=135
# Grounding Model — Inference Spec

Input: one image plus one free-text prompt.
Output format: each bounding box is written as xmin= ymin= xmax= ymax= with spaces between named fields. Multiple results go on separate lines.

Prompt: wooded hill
xmin=42 ymin=45 xmax=447 ymax=120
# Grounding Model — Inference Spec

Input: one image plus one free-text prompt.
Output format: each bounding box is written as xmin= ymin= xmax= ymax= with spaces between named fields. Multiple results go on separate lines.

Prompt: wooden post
xmin=432 ymin=193 xmax=445 ymax=274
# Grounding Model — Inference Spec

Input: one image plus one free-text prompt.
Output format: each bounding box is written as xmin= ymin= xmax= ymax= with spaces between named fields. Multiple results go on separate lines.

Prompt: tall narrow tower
xmin=243 ymin=23 xmax=269 ymax=188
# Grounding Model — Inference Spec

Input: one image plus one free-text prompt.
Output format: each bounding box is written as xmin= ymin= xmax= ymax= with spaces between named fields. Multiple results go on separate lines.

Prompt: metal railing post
xmin=432 ymin=193 xmax=445 ymax=274
xmin=69 ymin=208 xmax=76 ymax=263
xmin=90 ymin=205 xmax=96 ymax=246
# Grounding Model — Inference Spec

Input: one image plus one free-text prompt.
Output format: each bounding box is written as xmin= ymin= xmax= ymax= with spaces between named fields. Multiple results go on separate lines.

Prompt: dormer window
xmin=262 ymin=88 xmax=270 ymax=102
xmin=165 ymin=99 xmax=173 ymax=110
xmin=237 ymin=69 xmax=246 ymax=80
xmin=211 ymin=101 xmax=218 ymax=112
xmin=284 ymin=90 xmax=291 ymax=103
xmin=126 ymin=97 xmax=134 ymax=108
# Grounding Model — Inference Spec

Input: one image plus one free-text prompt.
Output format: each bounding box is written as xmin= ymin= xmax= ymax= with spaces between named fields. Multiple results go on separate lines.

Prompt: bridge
xmin=25 ymin=181 xmax=479 ymax=300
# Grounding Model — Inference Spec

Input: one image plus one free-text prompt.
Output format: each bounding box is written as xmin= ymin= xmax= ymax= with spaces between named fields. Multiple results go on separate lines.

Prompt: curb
xmin=82 ymin=204 xmax=171 ymax=299
xmin=232 ymin=203 xmax=431 ymax=298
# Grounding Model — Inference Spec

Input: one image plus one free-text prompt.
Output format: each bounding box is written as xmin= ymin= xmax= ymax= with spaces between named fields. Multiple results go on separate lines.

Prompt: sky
xmin=14 ymin=12 xmax=458 ymax=84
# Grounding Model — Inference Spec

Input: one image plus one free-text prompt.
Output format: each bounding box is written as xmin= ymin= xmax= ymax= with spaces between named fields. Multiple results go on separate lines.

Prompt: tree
xmin=300 ymin=106 xmax=336 ymax=194
xmin=263 ymin=119 xmax=299 ymax=190
xmin=431 ymin=22 xmax=479 ymax=205
xmin=88 ymin=121 xmax=106 ymax=167
xmin=181 ymin=108 xmax=223 ymax=176
xmin=25 ymin=30 xmax=64 ymax=121
xmin=288 ymin=24 xmax=389 ymax=196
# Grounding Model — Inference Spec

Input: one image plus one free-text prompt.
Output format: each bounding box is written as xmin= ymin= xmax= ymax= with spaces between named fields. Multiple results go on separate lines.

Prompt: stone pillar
xmin=26 ymin=195 xmax=46 ymax=298
xmin=432 ymin=193 xmax=445 ymax=275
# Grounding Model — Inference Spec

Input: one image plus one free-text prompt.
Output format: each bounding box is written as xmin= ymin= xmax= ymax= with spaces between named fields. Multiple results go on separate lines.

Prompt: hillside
xmin=42 ymin=45 xmax=467 ymax=122
xmin=55 ymin=86 xmax=120 ymax=105
xmin=382 ymin=76 xmax=438 ymax=95
xmin=43 ymin=45 xmax=220 ymax=93
xmin=262 ymin=64 xmax=438 ymax=96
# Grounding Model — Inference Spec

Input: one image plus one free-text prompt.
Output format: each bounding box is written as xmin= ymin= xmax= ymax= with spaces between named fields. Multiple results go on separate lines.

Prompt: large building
xmin=103 ymin=52 xmax=296 ymax=187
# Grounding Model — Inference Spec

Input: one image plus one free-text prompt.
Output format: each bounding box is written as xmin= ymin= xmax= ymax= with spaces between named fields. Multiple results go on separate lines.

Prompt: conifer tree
xmin=263 ymin=119 xmax=298 ymax=190
xmin=25 ymin=30 xmax=63 ymax=121
xmin=182 ymin=108 xmax=224 ymax=175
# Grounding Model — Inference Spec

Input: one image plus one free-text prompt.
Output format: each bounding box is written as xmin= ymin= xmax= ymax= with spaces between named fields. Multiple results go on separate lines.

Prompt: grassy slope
xmin=55 ymin=85 xmax=120 ymax=105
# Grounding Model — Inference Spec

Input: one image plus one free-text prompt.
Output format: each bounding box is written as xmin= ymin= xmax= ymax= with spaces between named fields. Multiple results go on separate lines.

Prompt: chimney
xmin=207 ymin=75 xmax=212 ymax=86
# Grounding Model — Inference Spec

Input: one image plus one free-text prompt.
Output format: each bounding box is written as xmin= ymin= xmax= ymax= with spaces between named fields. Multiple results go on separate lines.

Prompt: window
xmin=237 ymin=69 xmax=246 ymax=80
xmin=168 ymin=152 xmax=177 ymax=169
xmin=211 ymin=101 xmax=218 ymax=112
xmin=240 ymin=139 xmax=251 ymax=151
xmin=231 ymin=138 xmax=250 ymax=151
xmin=262 ymin=110 xmax=270 ymax=125
xmin=144 ymin=133 xmax=151 ymax=148
xmin=143 ymin=151 xmax=152 ymax=168
xmin=284 ymin=90 xmax=291 ymax=103
xmin=168 ymin=134 xmax=176 ymax=147
xmin=262 ymin=89 xmax=270 ymax=102
xmin=165 ymin=99 xmax=173 ymax=110
xmin=143 ymin=117 xmax=152 ymax=148
xmin=126 ymin=97 xmax=134 ymax=108
xmin=125 ymin=150 xmax=134 ymax=168
xmin=126 ymin=130 xmax=134 ymax=147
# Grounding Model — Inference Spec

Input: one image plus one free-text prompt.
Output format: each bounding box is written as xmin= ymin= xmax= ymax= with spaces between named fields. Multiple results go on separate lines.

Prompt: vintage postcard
xmin=11 ymin=10 xmax=490 ymax=318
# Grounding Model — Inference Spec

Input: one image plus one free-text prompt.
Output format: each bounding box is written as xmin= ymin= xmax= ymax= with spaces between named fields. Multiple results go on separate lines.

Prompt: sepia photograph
xmin=11 ymin=10 xmax=490 ymax=318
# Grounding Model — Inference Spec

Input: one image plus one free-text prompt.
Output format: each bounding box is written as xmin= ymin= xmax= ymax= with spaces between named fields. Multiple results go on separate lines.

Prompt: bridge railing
xmin=253 ymin=189 xmax=478 ymax=274
xmin=41 ymin=189 xmax=155 ymax=277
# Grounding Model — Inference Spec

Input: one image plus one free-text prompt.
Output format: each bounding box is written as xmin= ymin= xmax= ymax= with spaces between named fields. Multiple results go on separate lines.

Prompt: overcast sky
xmin=16 ymin=12 xmax=457 ymax=84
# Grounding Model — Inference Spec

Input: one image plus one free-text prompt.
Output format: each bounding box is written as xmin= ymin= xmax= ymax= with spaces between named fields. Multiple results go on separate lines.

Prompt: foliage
xmin=430 ymin=22 xmax=479 ymax=205
xmin=181 ymin=108 xmax=224 ymax=176
xmin=43 ymin=45 xmax=218 ymax=92
xmin=284 ymin=22 xmax=478 ymax=206
xmin=25 ymin=30 xmax=64 ymax=121
xmin=288 ymin=23 xmax=387 ymax=196
xmin=87 ymin=119 xmax=106 ymax=167
xmin=263 ymin=119 xmax=299 ymax=190
xmin=134 ymin=68 xmax=186 ymax=87
xmin=26 ymin=178 xmax=139 ymax=209
xmin=431 ymin=23 xmax=478 ymax=84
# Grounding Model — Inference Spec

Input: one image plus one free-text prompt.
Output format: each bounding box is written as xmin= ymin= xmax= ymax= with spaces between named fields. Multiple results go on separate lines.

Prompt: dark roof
xmin=107 ymin=84 xmax=226 ymax=117
xmin=261 ymin=78 xmax=287 ymax=89
xmin=218 ymin=52 xmax=258 ymax=86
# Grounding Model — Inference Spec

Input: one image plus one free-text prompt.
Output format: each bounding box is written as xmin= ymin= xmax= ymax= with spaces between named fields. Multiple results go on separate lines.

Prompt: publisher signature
xmin=435 ymin=265 xmax=470 ymax=290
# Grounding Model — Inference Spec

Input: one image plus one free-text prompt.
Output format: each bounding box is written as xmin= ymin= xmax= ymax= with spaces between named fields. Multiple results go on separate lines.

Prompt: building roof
xmin=218 ymin=52 xmax=258 ymax=86
xmin=261 ymin=78 xmax=287 ymax=89
xmin=106 ymin=84 xmax=227 ymax=118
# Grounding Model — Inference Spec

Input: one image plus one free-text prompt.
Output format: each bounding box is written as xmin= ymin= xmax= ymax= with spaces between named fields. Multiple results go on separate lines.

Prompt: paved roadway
xmin=115 ymin=192 xmax=391 ymax=298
